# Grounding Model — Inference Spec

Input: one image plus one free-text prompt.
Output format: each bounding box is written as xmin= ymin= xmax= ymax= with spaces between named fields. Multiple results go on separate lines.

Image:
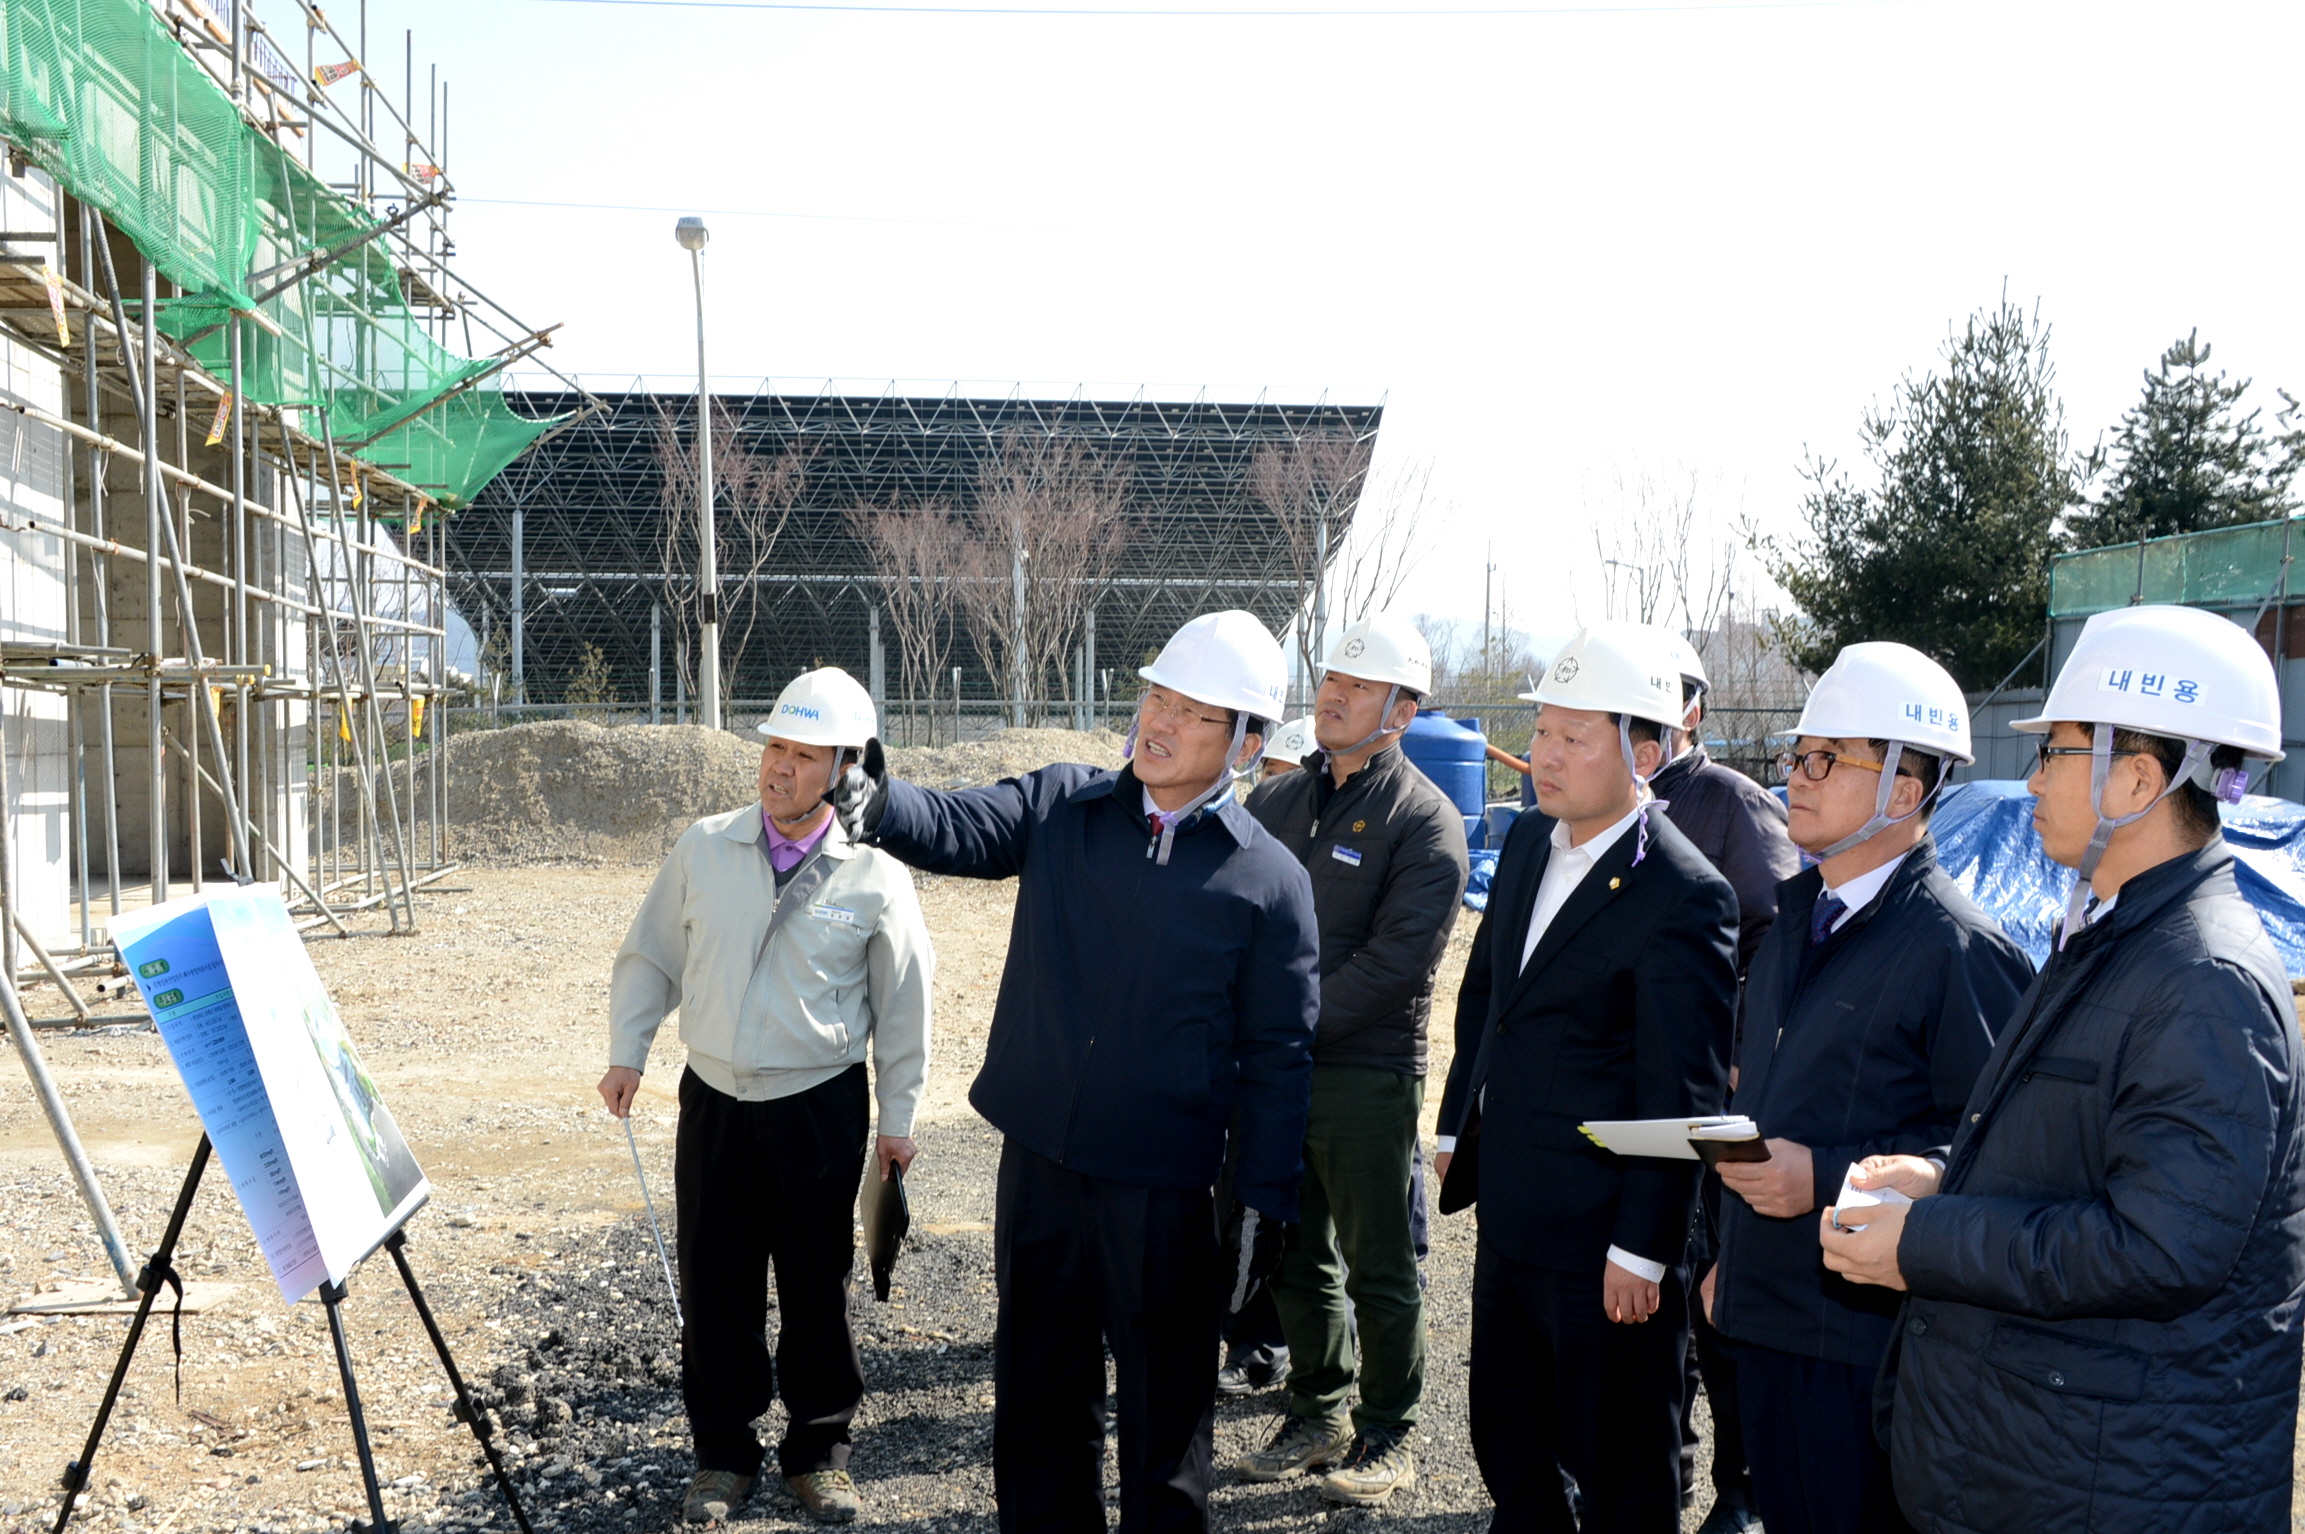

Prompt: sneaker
xmin=1216 ymin=1357 xmax=1291 ymax=1396
xmin=1317 ymin=1428 xmax=1416 ymax=1507
xmin=1233 ymin=1412 xmax=1354 ymax=1482
xmin=785 ymin=1469 xmax=862 ymax=1524
xmin=682 ymin=1469 xmax=755 ymax=1525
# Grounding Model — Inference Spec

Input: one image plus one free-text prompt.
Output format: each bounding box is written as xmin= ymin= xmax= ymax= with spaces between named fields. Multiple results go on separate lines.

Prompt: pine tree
xmin=1763 ymin=299 xmax=2084 ymax=692
xmin=2066 ymin=332 xmax=2297 ymax=546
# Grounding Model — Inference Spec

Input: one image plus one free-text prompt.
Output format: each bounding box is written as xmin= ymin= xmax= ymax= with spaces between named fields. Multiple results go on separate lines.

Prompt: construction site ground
xmin=4 ymin=726 xmax=2293 ymax=1534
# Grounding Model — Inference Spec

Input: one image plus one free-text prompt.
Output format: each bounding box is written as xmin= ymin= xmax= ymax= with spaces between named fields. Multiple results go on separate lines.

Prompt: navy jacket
xmin=1884 ymin=843 xmax=2305 ymax=1533
xmin=1647 ymin=746 xmax=1801 ymax=980
xmin=1712 ymin=840 xmax=2031 ymax=1367
xmin=1243 ymin=745 xmax=1470 ymax=1075
xmin=868 ymin=764 xmax=1321 ymax=1221
xmin=1437 ymin=806 xmax=1738 ymax=1270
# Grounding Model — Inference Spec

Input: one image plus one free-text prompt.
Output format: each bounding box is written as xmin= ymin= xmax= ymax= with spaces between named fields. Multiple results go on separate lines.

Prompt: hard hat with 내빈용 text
xmin=1533 ymin=621 xmax=1688 ymax=731
xmin=1138 ymin=610 xmax=1290 ymax=722
xmin=757 ymin=666 xmax=878 ymax=749
xmin=2015 ymin=605 xmax=2284 ymax=761
xmin=1319 ymin=613 xmax=1433 ymax=693
xmin=1789 ymin=642 xmax=1975 ymax=765
xmin=1265 ymin=716 xmax=1318 ymax=761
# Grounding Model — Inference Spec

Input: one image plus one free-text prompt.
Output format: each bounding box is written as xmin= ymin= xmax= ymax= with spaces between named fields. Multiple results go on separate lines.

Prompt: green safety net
xmin=0 ymin=0 xmax=555 ymax=508
xmin=2050 ymin=518 xmax=2299 ymax=618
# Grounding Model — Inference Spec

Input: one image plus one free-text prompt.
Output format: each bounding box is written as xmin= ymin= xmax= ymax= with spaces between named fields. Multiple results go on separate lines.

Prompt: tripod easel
xmin=55 ymin=1136 xmax=535 ymax=1534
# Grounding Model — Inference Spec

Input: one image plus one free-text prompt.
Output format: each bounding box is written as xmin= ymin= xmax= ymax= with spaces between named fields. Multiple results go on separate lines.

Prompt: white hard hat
xmin=758 ymin=666 xmax=877 ymax=749
xmin=1138 ymin=610 xmax=1290 ymax=722
xmin=1790 ymin=642 xmax=1975 ymax=765
xmin=2015 ymin=605 xmax=2283 ymax=761
xmin=1533 ymin=621 xmax=1686 ymax=731
xmin=1266 ymin=716 xmax=1318 ymax=760
xmin=1319 ymin=613 xmax=1432 ymax=693
xmin=1665 ymin=632 xmax=1709 ymax=693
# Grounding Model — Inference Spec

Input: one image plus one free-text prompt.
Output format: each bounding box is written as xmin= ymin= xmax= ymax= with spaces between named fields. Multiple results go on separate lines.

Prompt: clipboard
xmin=860 ymin=1159 xmax=911 ymax=1303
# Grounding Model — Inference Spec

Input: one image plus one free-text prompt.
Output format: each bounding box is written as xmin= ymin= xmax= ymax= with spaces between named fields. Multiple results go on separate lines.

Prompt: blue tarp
xmin=1461 ymin=782 xmax=2305 ymax=978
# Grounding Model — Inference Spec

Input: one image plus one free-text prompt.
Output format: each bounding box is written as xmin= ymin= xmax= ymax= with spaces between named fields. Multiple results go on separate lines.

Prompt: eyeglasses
xmin=1138 ymin=691 xmax=1231 ymax=732
xmin=1778 ymin=749 xmax=1886 ymax=783
xmin=2034 ymin=741 xmax=2140 ymax=773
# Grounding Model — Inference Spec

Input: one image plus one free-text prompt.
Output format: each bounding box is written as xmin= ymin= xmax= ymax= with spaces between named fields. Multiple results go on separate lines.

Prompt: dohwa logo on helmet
xmin=1553 ymin=656 xmax=1581 ymax=683
xmin=779 ymin=702 xmax=823 ymax=720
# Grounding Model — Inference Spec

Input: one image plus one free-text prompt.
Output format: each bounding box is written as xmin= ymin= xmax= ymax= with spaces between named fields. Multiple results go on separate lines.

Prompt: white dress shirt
xmin=1818 ymin=849 xmax=1912 ymax=935
xmin=1440 ymin=805 xmax=1665 ymax=1283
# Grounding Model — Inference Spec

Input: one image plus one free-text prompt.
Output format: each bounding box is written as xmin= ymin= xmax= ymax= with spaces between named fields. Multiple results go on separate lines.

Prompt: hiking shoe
xmin=682 ymin=1469 xmax=755 ymax=1524
xmin=1317 ymin=1428 xmax=1416 ymax=1506
xmin=1234 ymin=1412 xmax=1353 ymax=1482
xmin=1216 ymin=1356 xmax=1291 ymax=1396
xmin=785 ymin=1469 xmax=862 ymax=1524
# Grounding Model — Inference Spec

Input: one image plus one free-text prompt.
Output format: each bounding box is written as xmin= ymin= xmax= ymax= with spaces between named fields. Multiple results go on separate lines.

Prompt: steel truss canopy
xmin=448 ymin=383 xmax=1385 ymax=707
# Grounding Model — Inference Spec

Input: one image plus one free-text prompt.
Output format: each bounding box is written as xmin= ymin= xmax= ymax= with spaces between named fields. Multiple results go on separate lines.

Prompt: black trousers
xmin=993 ymin=1139 xmax=1219 ymax=1534
xmin=675 ymin=1065 xmax=868 ymax=1477
xmin=1686 ymin=1310 xmax=1748 ymax=1497
xmin=1469 ymin=1239 xmax=1688 ymax=1534
xmin=1732 ymin=1340 xmax=1915 ymax=1534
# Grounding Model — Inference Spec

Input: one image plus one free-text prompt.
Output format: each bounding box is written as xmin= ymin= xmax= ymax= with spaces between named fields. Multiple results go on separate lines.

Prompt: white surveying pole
xmin=676 ymin=216 xmax=721 ymax=730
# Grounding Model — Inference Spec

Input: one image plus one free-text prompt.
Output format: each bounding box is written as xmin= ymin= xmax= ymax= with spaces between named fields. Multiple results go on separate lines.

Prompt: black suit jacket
xmin=1437 ymin=804 xmax=1738 ymax=1272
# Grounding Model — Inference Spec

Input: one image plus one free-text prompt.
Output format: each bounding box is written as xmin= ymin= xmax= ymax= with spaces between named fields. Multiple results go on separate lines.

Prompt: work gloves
xmin=834 ymin=738 xmax=889 ymax=843
xmin=1218 ymin=1200 xmax=1290 ymax=1315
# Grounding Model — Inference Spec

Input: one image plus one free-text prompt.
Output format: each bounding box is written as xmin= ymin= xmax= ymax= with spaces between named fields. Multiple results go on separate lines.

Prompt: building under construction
xmin=0 ymin=0 xmax=583 ymax=996
xmin=447 ymin=385 xmax=1383 ymax=729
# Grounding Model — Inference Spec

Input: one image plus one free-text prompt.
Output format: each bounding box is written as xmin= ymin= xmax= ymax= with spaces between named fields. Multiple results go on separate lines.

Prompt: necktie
xmin=1809 ymin=893 xmax=1847 ymax=947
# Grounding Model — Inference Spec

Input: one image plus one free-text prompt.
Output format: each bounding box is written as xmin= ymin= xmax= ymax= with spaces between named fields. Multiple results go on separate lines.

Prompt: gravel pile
xmin=389 ymin=724 xmax=1129 ymax=866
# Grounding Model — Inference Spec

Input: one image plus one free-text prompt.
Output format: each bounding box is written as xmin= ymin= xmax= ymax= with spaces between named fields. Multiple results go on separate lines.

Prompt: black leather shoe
xmin=1693 ymin=1489 xmax=1764 ymax=1534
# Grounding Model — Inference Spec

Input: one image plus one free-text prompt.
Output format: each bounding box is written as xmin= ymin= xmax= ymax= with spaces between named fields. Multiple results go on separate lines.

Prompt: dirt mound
xmin=429 ymin=722 xmax=1130 ymax=866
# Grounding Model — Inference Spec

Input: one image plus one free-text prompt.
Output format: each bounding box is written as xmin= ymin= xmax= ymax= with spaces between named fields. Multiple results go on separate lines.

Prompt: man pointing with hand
xmin=833 ymin=610 xmax=1319 ymax=1534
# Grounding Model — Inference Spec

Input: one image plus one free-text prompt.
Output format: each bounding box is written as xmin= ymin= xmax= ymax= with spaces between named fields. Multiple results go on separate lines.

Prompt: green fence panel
xmin=2050 ymin=519 xmax=2297 ymax=618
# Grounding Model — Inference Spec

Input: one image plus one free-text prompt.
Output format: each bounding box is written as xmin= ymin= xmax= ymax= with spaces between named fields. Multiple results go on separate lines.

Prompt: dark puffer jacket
xmin=1646 ymin=745 xmax=1800 ymax=979
xmin=1243 ymin=745 xmax=1470 ymax=1074
xmin=1883 ymin=843 xmax=2305 ymax=1534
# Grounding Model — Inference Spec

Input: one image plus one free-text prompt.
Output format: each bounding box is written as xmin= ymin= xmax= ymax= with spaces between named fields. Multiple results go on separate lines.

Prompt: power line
xmin=458 ymin=195 xmax=1049 ymax=230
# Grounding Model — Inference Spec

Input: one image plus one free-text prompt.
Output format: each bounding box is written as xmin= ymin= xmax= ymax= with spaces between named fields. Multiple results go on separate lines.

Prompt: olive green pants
xmin=1271 ymin=1063 xmax=1426 ymax=1431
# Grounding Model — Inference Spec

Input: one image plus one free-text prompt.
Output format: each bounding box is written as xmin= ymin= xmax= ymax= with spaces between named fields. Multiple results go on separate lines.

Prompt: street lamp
xmin=675 ymin=215 xmax=720 ymax=729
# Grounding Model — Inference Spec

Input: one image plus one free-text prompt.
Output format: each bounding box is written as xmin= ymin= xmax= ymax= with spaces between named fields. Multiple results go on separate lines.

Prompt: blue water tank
xmin=1403 ymin=711 xmax=1488 ymax=834
xmin=1485 ymin=802 xmax=1523 ymax=848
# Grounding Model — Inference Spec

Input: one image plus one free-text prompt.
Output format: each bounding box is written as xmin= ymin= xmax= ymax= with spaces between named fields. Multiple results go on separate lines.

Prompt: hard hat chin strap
xmin=1813 ymin=741 xmax=1949 ymax=861
xmin=1146 ymin=712 xmax=1264 ymax=866
xmin=1617 ymin=715 xmax=1659 ymax=866
xmin=2059 ymin=724 xmax=2211 ymax=951
xmin=1319 ymin=684 xmax=1403 ymax=769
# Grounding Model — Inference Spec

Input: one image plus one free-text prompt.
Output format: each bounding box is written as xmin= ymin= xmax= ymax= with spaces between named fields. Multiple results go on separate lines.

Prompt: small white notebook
xmin=1831 ymin=1169 xmax=1913 ymax=1231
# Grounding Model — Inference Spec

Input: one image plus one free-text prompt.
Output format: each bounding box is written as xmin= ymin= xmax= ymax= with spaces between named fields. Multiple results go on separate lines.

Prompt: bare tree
xmin=956 ymin=432 xmax=1131 ymax=726
xmin=848 ymin=501 xmax=965 ymax=739
xmin=1333 ymin=457 xmax=1448 ymax=628
xmin=653 ymin=400 xmax=807 ymax=700
xmin=1250 ymin=432 xmax=1375 ymax=697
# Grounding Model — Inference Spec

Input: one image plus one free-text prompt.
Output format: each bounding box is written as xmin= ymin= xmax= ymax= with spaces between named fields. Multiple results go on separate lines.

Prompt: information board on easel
xmin=109 ymin=887 xmax=429 ymax=1301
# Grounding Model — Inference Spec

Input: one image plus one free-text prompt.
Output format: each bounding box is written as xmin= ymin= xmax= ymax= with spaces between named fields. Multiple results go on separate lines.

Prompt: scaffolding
xmin=446 ymin=382 xmax=1384 ymax=727
xmin=0 ymin=0 xmax=591 ymax=1005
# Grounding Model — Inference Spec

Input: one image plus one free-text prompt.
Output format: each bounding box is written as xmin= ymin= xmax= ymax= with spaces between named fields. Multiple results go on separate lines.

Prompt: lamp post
xmin=675 ymin=215 xmax=720 ymax=729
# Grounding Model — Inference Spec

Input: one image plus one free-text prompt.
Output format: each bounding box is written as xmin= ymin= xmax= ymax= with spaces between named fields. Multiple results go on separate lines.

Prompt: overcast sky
xmin=364 ymin=0 xmax=2301 ymax=660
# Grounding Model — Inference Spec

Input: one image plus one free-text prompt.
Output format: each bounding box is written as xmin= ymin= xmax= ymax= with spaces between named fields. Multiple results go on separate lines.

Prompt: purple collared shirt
xmin=762 ymin=808 xmax=833 ymax=874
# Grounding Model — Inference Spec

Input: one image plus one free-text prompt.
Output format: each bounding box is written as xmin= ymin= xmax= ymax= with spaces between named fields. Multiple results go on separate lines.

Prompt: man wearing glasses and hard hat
xmin=831 ymin=610 xmax=1320 ymax=1534
xmin=601 ymin=667 xmax=935 ymax=1526
xmin=1820 ymin=605 xmax=2305 ymax=1533
xmin=1702 ymin=643 xmax=2030 ymax=1534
